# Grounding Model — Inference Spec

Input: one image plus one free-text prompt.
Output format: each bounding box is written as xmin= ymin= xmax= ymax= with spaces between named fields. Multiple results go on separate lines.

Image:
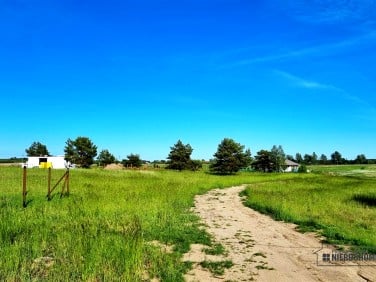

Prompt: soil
xmin=104 ymin=163 xmax=124 ymax=170
xmin=183 ymin=185 xmax=375 ymax=282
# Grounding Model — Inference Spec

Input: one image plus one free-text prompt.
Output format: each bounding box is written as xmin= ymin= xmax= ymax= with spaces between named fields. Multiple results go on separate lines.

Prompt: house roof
xmin=285 ymin=159 xmax=299 ymax=166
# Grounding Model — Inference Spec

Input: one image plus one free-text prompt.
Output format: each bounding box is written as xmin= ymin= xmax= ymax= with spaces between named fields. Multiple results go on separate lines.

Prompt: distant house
xmin=284 ymin=159 xmax=299 ymax=172
xmin=23 ymin=156 xmax=71 ymax=169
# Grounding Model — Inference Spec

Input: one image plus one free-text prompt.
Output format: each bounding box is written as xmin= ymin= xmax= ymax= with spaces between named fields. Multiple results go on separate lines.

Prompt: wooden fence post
xmin=22 ymin=165 xmax=27 ymax=207
xmin=66 ymin=169 xmax=70 ymax=196
xmin=47 ymin=167 xmax=52 ymax=201
xmin=60 ymin=169 xmax=70 ymax=197
xmin=61 ymin=172 xmax=66 ymax=197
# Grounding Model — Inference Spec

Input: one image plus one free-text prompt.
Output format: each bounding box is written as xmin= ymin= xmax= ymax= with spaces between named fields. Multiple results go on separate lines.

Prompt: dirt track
xmin=183 ymin=185 xmax=375 ymax=282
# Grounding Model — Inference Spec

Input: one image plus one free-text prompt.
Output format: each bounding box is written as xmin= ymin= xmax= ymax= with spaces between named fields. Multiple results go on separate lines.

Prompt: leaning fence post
xmin=66 ymin=169 xmax=70 ymax=196
xmin=22 ymin=165 xmax=27 ymax=207
xmin=61 ymin=173 xmax=66 ymax=197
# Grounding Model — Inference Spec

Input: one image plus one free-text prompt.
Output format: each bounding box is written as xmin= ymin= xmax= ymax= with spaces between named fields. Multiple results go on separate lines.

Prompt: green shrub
xmin=297 ymin=164 xmax=307 ymax=173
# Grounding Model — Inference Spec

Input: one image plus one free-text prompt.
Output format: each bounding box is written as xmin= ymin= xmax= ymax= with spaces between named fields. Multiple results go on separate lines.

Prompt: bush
xmin=297 ymin=164 xmax=307 ymax=173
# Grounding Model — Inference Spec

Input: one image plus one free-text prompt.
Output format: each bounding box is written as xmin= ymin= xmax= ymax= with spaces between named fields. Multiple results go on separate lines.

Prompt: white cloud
xmin=229 ymin=31 xmax=376 ymax=67
xmin=274 ymin=70 xmax=376 ymax=121
xmin=281 ymin=0 xmax=376 ymax=25
xmin=273 ymin=70 xmax=338 ymax=90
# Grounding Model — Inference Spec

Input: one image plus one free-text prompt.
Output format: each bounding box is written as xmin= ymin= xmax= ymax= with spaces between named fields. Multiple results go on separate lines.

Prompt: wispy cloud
xmin=274 ymin=69 xmax=376 ymax=120
xmin=285 ymin=0 xmax=376 ymax=25
xmin=273 ymin=70 xmax=338 ymax=90
xmin=230 ymin=31 xmax=376 ymax=67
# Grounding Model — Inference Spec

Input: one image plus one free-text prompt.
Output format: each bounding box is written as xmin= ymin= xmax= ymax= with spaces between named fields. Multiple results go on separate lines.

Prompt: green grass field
xmin=0 ymin=166 xmax=375 ymax=281
xmin=308 ymin=164 xmax=376 ymax=177
xmin=0 ymin=167 xmax=261 ymax=281
xmin=242 ymin=165 xmax=376 ymax=252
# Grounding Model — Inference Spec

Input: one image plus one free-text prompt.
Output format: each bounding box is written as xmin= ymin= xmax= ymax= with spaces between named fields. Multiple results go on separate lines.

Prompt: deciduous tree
xmin=312 ymin=152 xmax=318 ymax=165
xmin=270 ymin=145 xmax=286 ymax=172
xmin=295 ymin=153 xmax=303 ymax=163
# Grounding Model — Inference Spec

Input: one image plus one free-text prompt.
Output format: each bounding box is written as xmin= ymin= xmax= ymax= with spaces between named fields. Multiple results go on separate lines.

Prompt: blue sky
xmin=1 ymin=0 xmax=375 ymax=161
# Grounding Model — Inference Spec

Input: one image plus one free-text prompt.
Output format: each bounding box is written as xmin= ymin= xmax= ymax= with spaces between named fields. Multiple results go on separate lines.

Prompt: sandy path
xmin=183 ymin=185 xmax=374 ymax=282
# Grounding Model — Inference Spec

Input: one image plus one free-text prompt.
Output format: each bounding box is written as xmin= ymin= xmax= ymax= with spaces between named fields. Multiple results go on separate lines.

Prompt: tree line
xmin=24 ymin=139 xmax=146 ymax=169
xmin=288 ymin=151 xmax=372 ymax=165
xmin=24 ymin=137 xmax=374 ymax=174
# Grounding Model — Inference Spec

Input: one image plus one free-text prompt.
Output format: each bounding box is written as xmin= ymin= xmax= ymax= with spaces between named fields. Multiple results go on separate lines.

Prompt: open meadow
xmin=0 ymin=165 xmax=375 ymax=281
xmin=242 ymin=165 xmax=376 ymax=251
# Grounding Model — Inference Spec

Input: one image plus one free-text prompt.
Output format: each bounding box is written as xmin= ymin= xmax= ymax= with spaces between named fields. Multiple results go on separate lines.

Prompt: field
xmin=0 ymin=165 xmax=375 ymax=281
xmin=309 ymin=164 xmax=376 ymax=178
xmin=242 ymin=165 xmax=376 ymax=251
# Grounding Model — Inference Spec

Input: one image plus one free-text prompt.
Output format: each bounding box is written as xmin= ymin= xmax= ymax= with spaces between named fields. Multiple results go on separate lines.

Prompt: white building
xmin=23 ymin=156 xmax=70 ymax=169
xmin=284 ymin=159 xmax=300 ymax=172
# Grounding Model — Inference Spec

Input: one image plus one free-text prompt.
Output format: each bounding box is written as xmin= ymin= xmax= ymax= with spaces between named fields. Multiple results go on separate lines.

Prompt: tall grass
xmin=242 ymin=173 xmax=376 ymax=252
xmin=309 ymin=164 xmax=376 ymax=178
xmin=1 ymin=166 xmax=375 ymax=281
xmin=0 ymin=167 xmax=267 ymax=281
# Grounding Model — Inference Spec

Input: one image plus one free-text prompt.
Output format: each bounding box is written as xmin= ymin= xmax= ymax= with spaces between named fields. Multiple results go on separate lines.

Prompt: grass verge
xmin=241 ymin=173 xmax=376 ymax=253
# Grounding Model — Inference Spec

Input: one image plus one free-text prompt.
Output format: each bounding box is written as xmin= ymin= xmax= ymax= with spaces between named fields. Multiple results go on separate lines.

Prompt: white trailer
xmin=24 ymin=156 xmax=70 ymax=169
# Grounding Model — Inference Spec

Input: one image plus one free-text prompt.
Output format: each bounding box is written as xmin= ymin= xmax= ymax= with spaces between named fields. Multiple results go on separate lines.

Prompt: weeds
xmin=204 ymin=243 xmax=226 ymax=256
xmin=252 ymin=252 xmax=267 ymax=258
xmin=200 ymin=260 xmax=233 ymax=276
